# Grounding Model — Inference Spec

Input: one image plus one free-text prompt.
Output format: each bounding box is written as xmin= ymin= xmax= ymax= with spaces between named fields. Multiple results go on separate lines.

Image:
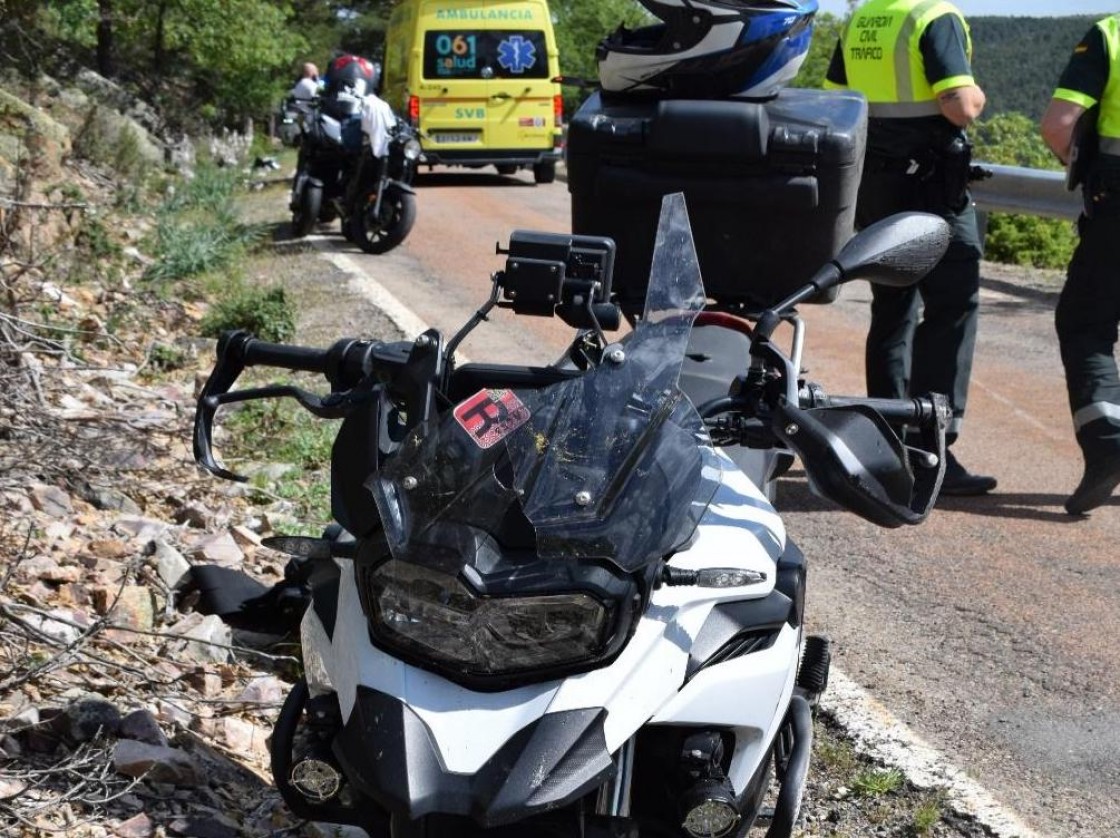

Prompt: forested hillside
xmin=970 ymin=15 xmax=1099 ymax=122
xmin=801 ymin=14 xmax=1102 ymax=123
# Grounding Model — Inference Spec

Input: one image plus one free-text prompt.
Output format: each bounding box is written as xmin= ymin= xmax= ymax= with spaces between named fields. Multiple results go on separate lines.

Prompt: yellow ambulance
xmin=383 ymin=0 xmax=563 ymax=183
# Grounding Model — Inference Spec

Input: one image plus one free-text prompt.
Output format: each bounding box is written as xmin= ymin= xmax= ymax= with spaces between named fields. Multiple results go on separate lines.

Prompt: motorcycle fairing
xmin=300 ymin=442 xmax=787 ymax=820
xmin=336 ymin=687 xmax=613 ymax=826
xmin=651 ymin=622 xmax=800 ymax=794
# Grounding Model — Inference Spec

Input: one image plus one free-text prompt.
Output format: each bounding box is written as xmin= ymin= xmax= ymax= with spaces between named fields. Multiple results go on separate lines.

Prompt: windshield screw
xmin=608 ymin=349 xmax=626 ymax=365
xmin=923 ymin=452 xmax=940 ymax=468
xmin=574 ymin=490 xmax=592 ymax=506
xmin=415 ymin=335 xmax=432 ymax=348
xmin=402 ymin=476 xmax=418 ymax=491
xmin=785 ymin=423 xmax=799 ymax=436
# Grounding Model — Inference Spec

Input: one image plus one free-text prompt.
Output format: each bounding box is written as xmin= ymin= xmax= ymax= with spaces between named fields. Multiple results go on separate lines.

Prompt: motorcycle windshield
xmin=370 ymin=194 xmax=720 ymax=574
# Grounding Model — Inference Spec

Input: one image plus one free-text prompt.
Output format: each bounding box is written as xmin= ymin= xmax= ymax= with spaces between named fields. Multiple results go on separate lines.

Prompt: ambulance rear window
xmin=423 ymin=30 xmax=549 ymax=79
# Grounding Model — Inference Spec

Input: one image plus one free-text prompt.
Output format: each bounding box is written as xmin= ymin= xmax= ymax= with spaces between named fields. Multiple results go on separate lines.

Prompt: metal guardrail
xmin=971 ymin=162 xmax=1081 ymax=221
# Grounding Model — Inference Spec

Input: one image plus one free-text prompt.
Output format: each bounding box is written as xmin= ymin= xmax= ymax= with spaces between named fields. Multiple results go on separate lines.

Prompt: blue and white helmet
xmin=597 ymin=0 xmax=817 ymax=99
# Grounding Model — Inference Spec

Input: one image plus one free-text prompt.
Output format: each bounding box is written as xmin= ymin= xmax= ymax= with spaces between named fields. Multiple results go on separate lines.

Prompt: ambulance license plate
xmin=431 ymin=132 xmax=480 ymax=144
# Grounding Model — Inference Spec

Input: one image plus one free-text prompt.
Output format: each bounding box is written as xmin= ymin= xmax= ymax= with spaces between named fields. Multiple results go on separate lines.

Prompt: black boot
xmin=939 ymin=449 xmax=997 ymax=496
xmin=1065 ymin=453 xmax=1120 ymax=515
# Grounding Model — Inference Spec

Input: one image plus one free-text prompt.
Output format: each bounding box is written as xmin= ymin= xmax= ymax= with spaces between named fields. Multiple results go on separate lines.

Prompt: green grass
xmin=200 ymin=285 xmax=296 ymax=342
xmin=911 ymin=793 xmax=945 ymax=836
xmin=851 ymin=767 xmax=906 ymax=798
xmin=225 ymin=396 xmax=340 ymax=533
xmin=813 ymin=726 xmax=859 ymax=775
xmin=144 ymin=163 xmax=266 ymax=284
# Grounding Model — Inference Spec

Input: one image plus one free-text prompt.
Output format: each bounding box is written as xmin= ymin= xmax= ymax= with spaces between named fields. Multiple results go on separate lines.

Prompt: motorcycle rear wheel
xmin=353 ymin=190 xmax=417 ymax=254
xmin=291 ymin=184 xmax=322 ymax=238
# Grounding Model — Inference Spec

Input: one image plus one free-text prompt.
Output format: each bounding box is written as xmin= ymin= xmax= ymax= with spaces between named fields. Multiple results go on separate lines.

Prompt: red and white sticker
xmin=453 ymin=389 xmax=531 ymax=449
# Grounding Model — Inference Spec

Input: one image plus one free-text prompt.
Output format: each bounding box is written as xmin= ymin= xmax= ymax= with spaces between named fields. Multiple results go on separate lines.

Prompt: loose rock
xmin=113 ymin=739 xmax=203 ymax=786
xmin=58 ymin=697 xmax=122 ymax=742
xmin=150 ymin=539 xmax=192 ymax=589
xmin=119 ymin=708 xmax=168 ymax=747
xmin=30 ymin=483 xmax=74 ymax=518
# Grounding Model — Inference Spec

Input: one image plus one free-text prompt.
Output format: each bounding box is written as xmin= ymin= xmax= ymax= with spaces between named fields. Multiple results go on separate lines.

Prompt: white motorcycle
xmin=193 ymin=195 xmax=951 ymax=838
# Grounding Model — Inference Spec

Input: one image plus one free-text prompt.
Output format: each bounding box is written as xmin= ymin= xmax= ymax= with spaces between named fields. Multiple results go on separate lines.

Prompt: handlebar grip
xmin=239 ymin=337 xmax=331 ymax=374
xmin=807 ymin=394 xmax=942 ymax=425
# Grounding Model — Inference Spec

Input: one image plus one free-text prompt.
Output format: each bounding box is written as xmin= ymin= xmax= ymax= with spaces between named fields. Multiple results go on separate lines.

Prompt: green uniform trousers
xmin=1056 ymin=210 xmax=1120 ymax=461
xmin=856 ymin=168 xmax=984 ymax=442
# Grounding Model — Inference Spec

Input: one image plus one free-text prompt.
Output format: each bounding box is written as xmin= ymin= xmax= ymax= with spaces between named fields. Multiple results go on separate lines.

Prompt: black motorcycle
xmin=344 ymin=120 xmax=421 ymax=255
xmin=289 ymin=97 xmax=362 ymax=238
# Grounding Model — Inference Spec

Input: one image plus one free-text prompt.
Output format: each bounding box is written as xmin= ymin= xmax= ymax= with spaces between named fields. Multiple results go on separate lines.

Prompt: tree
xmin=162 ymin=0 xmax=306 ymax=122
xmin=37 ymin=0 xmax=307 ymax=124
xmin=550 ymin=0 xmax=650 ymax=115
xmin=793 ymin=12 xmax=843 ymax=90
xmin=96 ymin=0 xmax=113 ymax=77
xmin=288 ymin=0 xmax=395 ymax=68
xmin=971 ymin=111 xmax=1059 ymax=170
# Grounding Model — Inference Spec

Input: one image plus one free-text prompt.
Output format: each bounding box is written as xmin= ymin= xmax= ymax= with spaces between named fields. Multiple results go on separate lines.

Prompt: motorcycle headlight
xmin=402 ymin=138 xmax=422 ymax=161
xmin=364 ymin=559 xmax=615 ymax=678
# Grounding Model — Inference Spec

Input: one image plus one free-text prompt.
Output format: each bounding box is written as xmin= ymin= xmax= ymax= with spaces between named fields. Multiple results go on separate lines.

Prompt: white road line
xmin=822 ymin=671 xmax=1039 ymax=837
xmin=319 ymin=246 xmax=1040 ymax=838
xmin=321 ymin=250 xmax=433 ymax=342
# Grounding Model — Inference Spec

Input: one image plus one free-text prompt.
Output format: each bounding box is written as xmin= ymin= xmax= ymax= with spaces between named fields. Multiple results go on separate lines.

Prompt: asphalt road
xmin=326 ymin=169 xmax=1119 ymax=838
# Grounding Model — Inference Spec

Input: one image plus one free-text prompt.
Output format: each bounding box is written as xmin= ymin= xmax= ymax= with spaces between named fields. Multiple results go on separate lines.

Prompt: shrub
xmin=71 ymin=106 xmax=152 ymax=181
xmin=148 ymin=343 xmax=189 ymax=372
xmin=200 ymin=286 xmax=296 ymax=342
xmin=972 ymin=112 xmax=1076 ymax=269
xmin=984 ymin=213 xmax=1077 ymax=269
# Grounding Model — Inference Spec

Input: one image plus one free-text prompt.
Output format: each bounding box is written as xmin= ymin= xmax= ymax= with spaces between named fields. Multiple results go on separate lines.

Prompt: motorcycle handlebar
xmin=239 ymin=337 xmax=331 ymax=375
xmin=698 ymin=388 xmax=948 ymax=450
xmin=216 ymin=331 xmax=398 ymax=391
xmin=804 ymin=393 xmax=944 ymax=426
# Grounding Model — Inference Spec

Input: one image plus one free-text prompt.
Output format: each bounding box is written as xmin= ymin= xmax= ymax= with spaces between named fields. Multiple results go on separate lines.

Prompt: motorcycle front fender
xmin=293 ymin=172 xmax=326 ymax=193
xmin=383 ymin=179 xmax=416 ymax=196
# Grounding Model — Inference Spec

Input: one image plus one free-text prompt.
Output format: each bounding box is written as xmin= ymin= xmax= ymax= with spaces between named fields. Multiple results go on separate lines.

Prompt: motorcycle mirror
xmin=755 ymin=212 xmax=951 ymax=339
xmin=830 ymin=211 xmax=951 ymax=290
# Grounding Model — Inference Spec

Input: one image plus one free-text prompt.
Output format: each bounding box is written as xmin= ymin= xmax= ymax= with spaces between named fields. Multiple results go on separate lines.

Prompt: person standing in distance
xmin=291 ymin=62 xmax=321 ymax=101
xmin=1041 ymin=14 xmax=1120 ymax=515
xmin=825 ymin=0 xmax=995 ymax=495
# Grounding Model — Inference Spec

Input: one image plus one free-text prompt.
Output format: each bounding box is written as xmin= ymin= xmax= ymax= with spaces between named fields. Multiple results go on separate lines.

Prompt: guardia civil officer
xmin=1040 ymin=14 xmax=1120 ymax=515
xmin=825 ymin=0 xmax=995 ymax=495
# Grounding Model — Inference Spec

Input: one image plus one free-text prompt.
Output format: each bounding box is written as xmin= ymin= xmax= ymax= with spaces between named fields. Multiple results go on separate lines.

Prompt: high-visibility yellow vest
xmin=1054 ymin=15 xmax=1120 ymax=155
xmin=830 ymin=0 xmax=973 ymax=119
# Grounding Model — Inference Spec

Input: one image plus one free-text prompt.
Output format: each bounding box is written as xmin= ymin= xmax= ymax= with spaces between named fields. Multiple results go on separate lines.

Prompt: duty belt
xmin=864 ymin=155 xmax=925 ymax=176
